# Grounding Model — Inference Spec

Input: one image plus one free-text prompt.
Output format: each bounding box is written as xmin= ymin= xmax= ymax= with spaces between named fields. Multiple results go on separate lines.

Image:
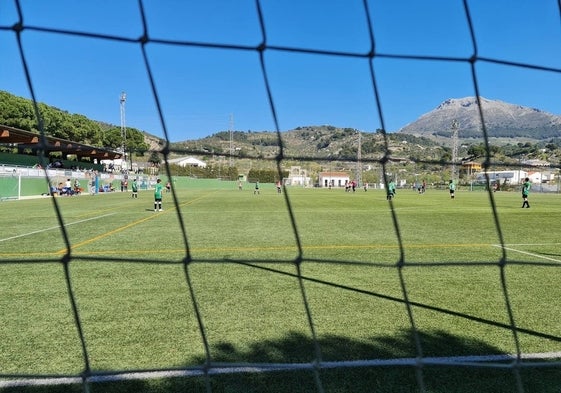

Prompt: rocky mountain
xmin=171 ymin=126 xmax=449 ymax=163
xmin=169 ymin=97 xmax=561 ymax=164
xmin=398 ymin=97 xmax=561 ymax=140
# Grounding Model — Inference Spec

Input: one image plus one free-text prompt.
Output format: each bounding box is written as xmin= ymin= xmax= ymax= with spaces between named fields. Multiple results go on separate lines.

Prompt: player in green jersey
xmin=448 ymin=180 xmax=456 ymax=199
xmin=131 ymin=178 xmax=138 ymax=199
xmin=521 ymin=177 xmax=531 ymax=208
xmin=386 ymin=180 xmax=396 ymax=200
xmin=154 ymin=178 xmax=164 ymax=211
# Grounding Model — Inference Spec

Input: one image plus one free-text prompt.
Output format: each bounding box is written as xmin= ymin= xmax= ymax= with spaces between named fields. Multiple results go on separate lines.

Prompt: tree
xmin=467 ymin=144 xmax=486 ymax=158
xmin=126 ymin=128 xmax=149 ymax=155
xmin=103 ymin=127 xmax=123 ymax=149
xmin=148 ymin=151 xmax=161 ymax=166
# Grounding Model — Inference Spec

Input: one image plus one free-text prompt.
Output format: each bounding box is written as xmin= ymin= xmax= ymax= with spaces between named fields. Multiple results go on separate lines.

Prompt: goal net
xmin=0 ymin=173 xmax=20 ymax=200
xmin=1 ymin=1 xmax=561 ymax=392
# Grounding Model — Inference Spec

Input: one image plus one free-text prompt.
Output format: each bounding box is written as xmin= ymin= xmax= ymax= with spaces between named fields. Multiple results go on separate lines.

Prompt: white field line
xmin=1 ymin=352 xmax=561 ymax=388
xmin=0 ymin=213 xmax=116 ymax=243
xmin=493 ymin=244 xmax=561 ymax=263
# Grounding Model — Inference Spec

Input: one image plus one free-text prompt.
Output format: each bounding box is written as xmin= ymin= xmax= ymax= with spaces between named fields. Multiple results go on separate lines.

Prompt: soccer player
xmin=386 ymin=180 xmax=396 ymax=200
xmin=131 ymin=178 xmax=138 ymax=199
xmin=154 ymin=178 xmax=164 ymax=211
xmin=521 ymin=177 xmax=531 ymax=208
xmin=448 ymin=180 xmax=456 ymax=199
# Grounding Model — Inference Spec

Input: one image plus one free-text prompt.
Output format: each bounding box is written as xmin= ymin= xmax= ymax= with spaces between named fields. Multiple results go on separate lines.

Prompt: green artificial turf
xmin=1 ymin=184 xmax=560 ymax=392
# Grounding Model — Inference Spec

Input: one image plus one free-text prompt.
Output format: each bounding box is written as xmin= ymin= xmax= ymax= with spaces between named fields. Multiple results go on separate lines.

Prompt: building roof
xmin=462 ymin=161 xmax=482 ymax=168
xmin=522 ymin=159 xmax=550 ymax=167
xmin=168 ymin=156 xmax=207 ymax=167
xmin=0 ymin=124 xmax=122 ymax=161
xmin=319 ymin=171 xmax=349 ymax=177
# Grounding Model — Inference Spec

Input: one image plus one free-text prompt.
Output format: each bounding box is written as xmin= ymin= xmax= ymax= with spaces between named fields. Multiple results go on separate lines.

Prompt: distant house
xmin=528 ymin=171 xmax=555 ymax=184
xmin=461 ymin=161 xmax=482 ymax=175
xmin=168 ymin=156 xmax=207 ymax=168
xmin=522 ymin=159 xmax=550 ymax=167
xmin=284 ymin=166 xmax=312 ymax=187
xmin=474 ymin=170 xmax=527 ymax=185
xmin=318 ymin=171 xmax=350 ymax=188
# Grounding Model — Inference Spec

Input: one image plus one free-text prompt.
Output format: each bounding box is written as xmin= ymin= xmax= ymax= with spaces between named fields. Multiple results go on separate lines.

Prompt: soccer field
xmin=1 ymin=184 xmax=561 ymax=392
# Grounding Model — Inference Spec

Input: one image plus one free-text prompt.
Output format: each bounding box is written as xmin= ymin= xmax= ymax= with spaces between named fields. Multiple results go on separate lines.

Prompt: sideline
xmin=0 ymin=213 xmax=116 ymax=243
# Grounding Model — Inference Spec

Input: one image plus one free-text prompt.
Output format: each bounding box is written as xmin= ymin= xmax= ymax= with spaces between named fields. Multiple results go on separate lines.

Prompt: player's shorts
xmin=155 ymin=197 xmax=162 ymax=202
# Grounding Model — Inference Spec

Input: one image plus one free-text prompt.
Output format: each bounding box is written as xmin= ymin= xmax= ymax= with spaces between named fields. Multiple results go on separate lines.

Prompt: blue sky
xmin=1 ymin=0 xmax=561 ymax=142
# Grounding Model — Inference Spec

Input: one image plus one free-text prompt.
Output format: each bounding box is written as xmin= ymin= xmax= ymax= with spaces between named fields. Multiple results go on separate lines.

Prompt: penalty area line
xmin=0 ymin=213 xmax=116 ymax=243
xmin=493 ymin=244 xmax=561 ymax=263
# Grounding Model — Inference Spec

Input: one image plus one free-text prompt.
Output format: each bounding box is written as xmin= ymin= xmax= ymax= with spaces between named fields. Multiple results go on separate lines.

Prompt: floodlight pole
xmin=451 ymin=119 xmax=459 ymax=180
xmin=120 ymin=91 xmax=127 ymax=170
xmin=356 ymin=130 xmax=362 ymax=187
xmin=229 ymin=113 xmax=234 ymax=167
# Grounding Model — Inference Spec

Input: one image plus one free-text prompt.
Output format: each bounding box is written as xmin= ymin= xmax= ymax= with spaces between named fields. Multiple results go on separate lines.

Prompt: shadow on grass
xmin=3 ymin=329 xmax=561 ymax=393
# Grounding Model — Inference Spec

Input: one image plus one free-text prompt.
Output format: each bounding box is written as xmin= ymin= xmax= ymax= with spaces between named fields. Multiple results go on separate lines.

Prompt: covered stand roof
xmin=0 ymin=125 xmax=122 ymax=161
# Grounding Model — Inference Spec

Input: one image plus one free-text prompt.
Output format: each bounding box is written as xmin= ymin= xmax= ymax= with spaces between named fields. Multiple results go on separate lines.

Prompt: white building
xmin=318 ymin=171 xmax=350 ymax=188
xmin=474 ymin=170 xmax=527 ymax=185
xmin=101 ymin=158 xmax=126 ymax=172
xmin=284 ymin=166 xmax=312 ymax=187
xmin=522 ymin=159 xmax=550 ymax=167
xmin=168 ymin=156 xmax=207 ymax=168
xmin=528 ymin=170 xmax=555 ymax=184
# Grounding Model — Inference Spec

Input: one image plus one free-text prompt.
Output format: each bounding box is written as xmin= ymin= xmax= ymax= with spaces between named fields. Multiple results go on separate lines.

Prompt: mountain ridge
xmin=170 ymin=97 xmax=561 ymax=163
xmin=397 ymin=96 xmax=561 ymax=140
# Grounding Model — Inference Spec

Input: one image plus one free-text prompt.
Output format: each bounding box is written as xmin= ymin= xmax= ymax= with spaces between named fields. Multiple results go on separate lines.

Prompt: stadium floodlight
xmin=356 ymin=130 xmax=362 ymax=187
xmin=451 ymin=119 xmax=459 ymax=180
xmin=120 ymin=91 xmax=127 ymax=170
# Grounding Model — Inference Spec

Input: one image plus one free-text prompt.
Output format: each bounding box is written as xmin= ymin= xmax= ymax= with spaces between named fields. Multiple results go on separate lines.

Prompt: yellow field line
xmin=2 ymin=242 xmax=496 ymax=259
xmin=74 ymin=242 xmax=493 ymax=255
xmin=53 ymin=215 xmax=154 ymax=255
xmin=52 ymin=191 xmax=215 ymax=255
